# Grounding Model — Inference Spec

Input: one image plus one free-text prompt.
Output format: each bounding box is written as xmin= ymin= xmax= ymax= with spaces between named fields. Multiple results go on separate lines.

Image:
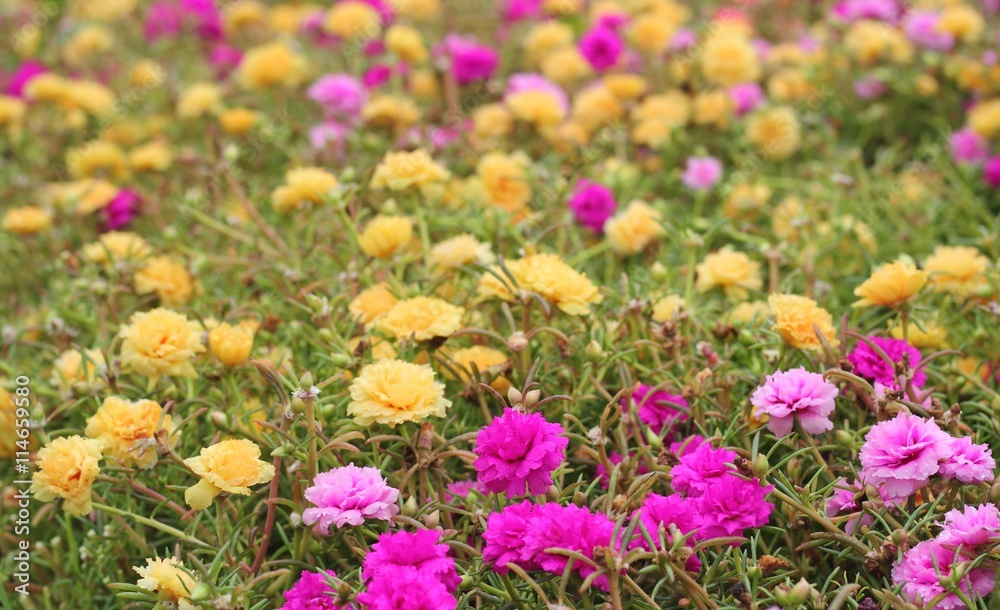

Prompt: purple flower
xmin=729 ymin=83 xmax=765 ymax=116
xmin=209 ymin=45 xmax=244 ymax=79
xmin=859 ymin=412 xmax=954 ymax=504
xmin=363 ymin=529 xmax=460 ymax=591
xmin=681 ymin=157 xmax=723 ymax=191
xmin=474 ymin=408 xmax=568 ymax=497
xmin=903 ymin=11 xmax=954 ymax=51
xmin=939 ymin=437 xmax=995 ymax=485
xmin=853 ymin=77 xmax=887 ymax=100
xmin=631 ymin=493 xmax=701 ymax=570
xmin=694 ymin=476 xmax=773 ymax=541
xmin=483 ymin=500 xmax=541 ymax=574
xmin=847 ymin=336 xmax=925 ymax=390
xmin=302 ymin=464 xmax=399 ymax=534
xmin=523 ymin=503 xmax=617 ymax=590
xmin=567 ymin=180 xmax=617 ymax=234
xmin=308 ymin=74 xmax=368 ymax=118
xmin=103 ymin=189 xmax=140 ymax=232
xmin=892 ymin=540 xmax=996 ymax=608
xmin=670 ymin=443 xmax=738 ymax=497
xmin=441 ymin=34 xmax=498 ymax=85
xmin=750 ymin=368 xmax=838 ymax=438
xmin=939 ymin=504 xmax=1000 ymax=549
xmin=356 ymin=567 xmax=457 ymax=610
xmin=280 ymin=570 xmax=342 ymax=610
xmin=950 ymin=128 xmax=989 ymax=166
xmin=985 ymin=156 xmax=1000 ymax=188
xmin=579 ymin=27 xmax=623 ymax=72
xmin=629 ymin=383 xmax=688 ymax=436
xmin=5 ymin=61 xmax=46 ymax=98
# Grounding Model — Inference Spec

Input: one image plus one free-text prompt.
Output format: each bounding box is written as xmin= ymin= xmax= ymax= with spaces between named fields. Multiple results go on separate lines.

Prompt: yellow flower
xmin=722 ymin=183 xmax=771 ymax=219
xmin=478 ymin=253 xmax=603 ymax=316
xmin=477 ymin=152 xmax=532 ymax=213
xmin=0 ymin=387 xmax=33 ymax=458
xmin=408 ymin=69 xmax=440 ymax=100
xmin=129 ymin=140 xmax=173 ymax=172
xmin=24 ymin=73 xmax=70 ymax=105
xmin=63 ymin=25 xmax=114 ymax=67
xmin=746 ymin=107 xmax=801 ymax=160
xmin=134 ymin=256 xmax=195 ymax=306
xmin=208 ymin=321 xmax=257 ymax=367
xmin=852 ymin=260 xmax=927 ymax=308
xmin=85 ymin=397 xmax=177 ymax=469
xmin=83 ymin=231 xmax=151 ymax=264
xmin=968 ymin=99 xmax=1000 ymax=139
xmin=119 ymin=308 xmax=206 ymax=384
xmin=69 ymin=0 xmax=136 ymax=21
xmin=362 ymin=95 xmax=421 ymax=131
xmin=473 ymin=104 xmax=514 ymax=143
xmin=541 ymin=47 xmax=593 ymax=86
xmin=177 ymin=82 xmax=222 ymax=119
xmin=134 ymin=558 xmax=198 ymax=610
xmin=349 ymin=336 xmax=398 ymax=360
xmin=604 ymin=201 xmax=666 ymax=256
xmin=888 ymin=320 xmax=948 ymax=350
xmin=768 ymin=293 xmax=839 ymax=351
xmin=692 ymin=89 xmax=733 ymax=129
xmin=506 ymin=90 xmax=567 ymax=127
xmin=349 ymin=284 xmax=400 ymax=324
xmin=347 ymin=359 xmax=451 ymax=427
xmin=571 ymin=85 xmax=624 ymax=131
xmin=129 ymin=60 xmax=165 ymax=89
xmin=324 ymin=1 xmax=381 ymax=40
xmin=428 ymin=234 xmax=494 ymax=273
xmin=238 ymin=42 xmax=308 ymax=90
xmin=46 ymin=180 xmax=120 ymax=215
xmin=376 ymin=296 xmax=465 ymax=341
xmin=445 ymin=346 xmax=511 ymax=391
xmin=924 ymin=245 xmax=989 ymax=296
xmin=844 ymin=20 xmax=912 ymax=66
xmin=52 ymin=348 xmax=106 ymax=392
xmin=30 ymin=436 xmax=102 ymax=516
xmin=938 ymin=5 xmax=984 ymax=42
xmin=184 ymin=439 xmax=275 ymax=510
xmin=271 ymin=167 xmax=340 ymax=212
xmin=695 ymin=248 xmax=763 ymax=301
xmin=651 ymin=294 xmax=685 ymax=323
xmin=370 ymin=149 xmax=450 ymax=191
xmin=394 ymin=0 xmax=441 ymax=21
xmin=385 ymin=24 xmax=428 ymax=63
xmin=628 ymin=12 xmax=679 ymax=54
xmin=727 ymin=301 xmax=771 ymax=326
xmin=701 ymin=35 xmax=761 ymax=86
xmin=65 ymin=80 xmax=116 ymax=117
xmin=358 ymin=215 xmax=414 ymax=259
xmin=0 ymin=96 xmax=27 ymax=127
xmin=225 ymin=0 xmax=266 ymax=34
xmin=2 ymin=206 xmax=53 ymax=235
xmin=604 ymin=74 xmax=648 ymax=101
xmin=219 ymin=108 xmax=258 ymax=135
xmin=523 ymin=21 xmax=573 ymax=64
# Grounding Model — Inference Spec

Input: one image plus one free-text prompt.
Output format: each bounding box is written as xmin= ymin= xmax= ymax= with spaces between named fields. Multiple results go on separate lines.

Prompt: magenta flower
xmin=440 ymin=34 xmax=498 ymax=85
xmin=180 ymin=0 xmax=223 ymax=40
xmin=939 ymin=504 xmax=1000 ymax=549
xmin=694 ymin=476 xmax=773 ymax=541
xmin=847 ymin=336 xmax=925 ymax=390
xmin=859 ymin=412 xmax=954 ymax=504
xmin=939 ymin=437 xmax=995 ymax=485
xmin=502 ymin=0 xmax=542 ymax=22
xmin=308 ymin=74 xmax=368 ymax=119
xmin=356 ymin=567 xmax=457 ymax=610
xmin=853 ymin=77 xmax=887 ymax=100
xmin=443 ymin=479 xmax=486 ymax=502
xmin=579 ymin=27 xmax=623 ymax=72
xmin=5 ymin=61 xmax=46 ymax=98
xmin=670 ymin=28 xmax=698 ymax=51
xmin=892 ymin=540 xmax=996 ymax=608
xmin=474 ymin=407 xmax=568 ymax=497
xmin=523 ymin=503 xmax=617 ymax=590
xmin=950 ymin=128 xmax=989 ymax=166
xmin=826 ymin=480 xmax=875 ymax=535
xmin=103 ymin=189 xmax=140 ymax=232
xmin=985 ymin=156 xmax=1000 ymax=188
xmin=363 ymin=64 xmax=395 ymax=89
xmin=363 ymin=529 xmax=461 ymax=591
xmin=629 ymin=383 xmax=688 ymax=436
xmin=903 ymin=11 xmax=954 ymax=51
xmin=145 ymin=0 xmax=222 ymax=41
xmin=144 ymin=2 xmax=182 ymax=40
xmin=681 ymin=157 xmax=723 ymax=191
xmin=729 ymin=83 xmax=765 ymax=116
xmin=280 ymin=570 xmax=342 ymax=610
xmin=750 ymin=368 xmax=838 ymax=438
xmin=483 ymin=500 xmax=541 ymax=574
xmin=670 ymin=443 xmax=738 ymax=497
xmin=208 ymin=44 xmax=243 ymax=79
xmin=567 ymin=180 xmax=617 ymax=234
xmin=631 ymin=493 xmax=701 ymax=570
xmin=831 ymin=0 xmax=900 ymax=22
xmin=670 ymin=435 xmax=706 ymax=457
xmin=302 ymin=464 xmax=399 ymax=535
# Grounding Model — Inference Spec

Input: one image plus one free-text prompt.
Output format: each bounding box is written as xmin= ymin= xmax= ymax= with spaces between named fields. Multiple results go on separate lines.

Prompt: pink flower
xmin=280 ymin=570 xmax=342 ymax=610
xmin=579 ymin=27 xmax=623 ymax=72
xmin=669 ymin=435 xmax=706 ymax=457
xmin=892 ymin=540 xmax=996 ymax=609
xmin=309 ymin=121 xmax=351 ymax=152
xmin=670 ymin=443 xmax=737 ymax=497
xmin=826 ymin=480 xmax=876 ymax=535
xmin=729 ymin=83 xmax=765 ymax=116
xmin=502 ymin=0 xmax=542 ymax=22
xmin=694 ymin=476 xmax=773 ymax=541
xmin=440 ymin=34 xmax=498 ymax=85
xmin=903 ymin=11 xmax=954 ymax=51
xmin=853 ymin=77 xmax=887 ymax=100
xmin=356 ymin=567 xmax=457 ymax=610
xmin=629 ymin=383 xmax=688 ymax=436
xmin=939 ymin=437 xmax=995 ymax=485
xmin=670 ymin=29 xmax=697 ymax=51
xmin=847 ymin=336 xmax=925 ymax=390
xmin=103 ymin=189 xmax=140 ymax=232
xmin=363 ymin=529 xmax=461 ymax=592
xmin=831 ymin=0 xmax=900 ymax=22
xmin=523 ymin=503 xmax=617 ymax=590
xmin=750 ymin=368 xmax=838 ymax=438
xmin=939 ymin=504 xmax=1000 ymax=549
xmin=209 ymin=45 xmax=243 ymax=79
xmin=950 ymin=128 xmax=989 ymax=166
xmin=308 ymin=74 xmax=368 ymax=118
xmin=483 ymin=500 xmax=541 ymax=574
xmin=681 ymin=157 xmax=723 ymax=191
xmin=506 ymin=73 xmax=568 ymax=113
xmin=985 ymin=156 xmax=1000 ymax=188
xmin=443 ymin=480 xmax=486 ymax=502
xmin=474 ymin=407 xmax=568 ymax=497
xmin=631 ymin=493 xmax=701 ymax=571
xmin=302 ymin=464 xmax=399 ymax=535
xmin=4 ymin=61 xmax=46 ymax=98
xmin=859 ymin=412 xmax=954 ymax=504
xmin=567 ymin=180 xmax=617 ymax=234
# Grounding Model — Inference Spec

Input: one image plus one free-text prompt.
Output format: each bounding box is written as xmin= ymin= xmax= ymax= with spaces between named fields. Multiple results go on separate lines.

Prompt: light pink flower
xmin=750 ymin=368 xmax=838 ymax=438
xmin=858 ymin=413 xmax=954 ymax=504
xmin=302 ymin=464 xmax=399 ymax=534
xmin=681 ymin=157 xmax=723 ymax=191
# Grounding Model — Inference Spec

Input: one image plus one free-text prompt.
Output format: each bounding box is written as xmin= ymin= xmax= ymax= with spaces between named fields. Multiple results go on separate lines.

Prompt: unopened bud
xmin=991 ymin=479 xmax=1000 ymax=504
xmin=650 ymin=262 xmax=668 ymax=282
xmin=751 ymin=453 xmax=770 ymax=478
xmin=290 ymin=397 xmax=307 ymax=414
xmin=329 ymin=353 xmax=352 ymax=367
xmin=209 ymin=411 xmax=228 ymax=428
xmin=891 ymin=529 xmax=908 ymax=547
xmin=835 ymin=429 xmax=855 ymax=450
xmin=572 ymin=491 xmax=587 ymax=507
xmin=299 ymin=372 xmax=314 ymax=388
xmin=507 ymin=331 xmax=528 ymax=352
xmin=507 ymin=387 xmax=523 ymax=407
xmin=422 ymin=510 xmax=440 ymax=528
xmin=318 ymin=328 xmax=335 ymax=343
xmin=645 ymin=427 xmax=663 ymax=449
xmin=190 ymin=582 xmax=213 ymax=601
xmin=585 ymin=340 xmax=604 ymax=362
xmin=524 ymin=390 xmax=541 ymax=408
xmin=403 ymin=495 xmax=418 ymax=517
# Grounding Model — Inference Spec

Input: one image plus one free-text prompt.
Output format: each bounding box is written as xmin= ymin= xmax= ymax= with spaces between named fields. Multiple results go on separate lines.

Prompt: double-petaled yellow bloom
xmin=852 ymin=261 xmax=927 ymax=308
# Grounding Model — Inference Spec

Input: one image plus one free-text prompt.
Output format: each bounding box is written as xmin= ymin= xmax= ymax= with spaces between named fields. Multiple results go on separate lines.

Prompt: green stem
xmin=92 ymin=503 xmax=210 ymax=548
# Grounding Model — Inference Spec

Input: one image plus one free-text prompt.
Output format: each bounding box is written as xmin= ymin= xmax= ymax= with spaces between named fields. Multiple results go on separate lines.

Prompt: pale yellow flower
xmin=428 ymin=234 xmax=494 ymax=273
xmin=184 ymin=439 xmax=275 ymax=510
xmin=376 ymin=296 xmax=465 ymax=341
xmin=349 ymin=284 xmax=400 ymax=324
xmin=651 ymin=295 xmax=685 ymax=323
xmin=30 ymin=436 xmax=102 ymax=516
xmin=347 ymin=359 xmax=451 ymax=427
xmin=3 ymin=206 xmax=53 ymax=235
xmin=85 ymin=396 xmax=177 ymax=469
xmin=119 ymin=308 xmax=206 ymax=384
xmin=52 ymin=348 xmax=107 ymax=393
xmin=604 ymin=201 xmax=666 ymax=256
xmin=134 ymin=256 xmax=195 ymax=306
xmin=695 ymin=248 xmax=763 ymax=301
xmin=83 ymin=231 xmax=152 ymax=265
xmin=271 ymin=167 xmax=340 ymax=212
xmin=478 ymin=253 xmax=603 ymax=316
xmin=134 ymin=558 xmax=198 ymax=610
xmin=208 ymin=321 xmax=257 ymax=367
xmin=370 ymin=149 xmax=450 ymax=191
xmin=852 ymin=261 xmax=927 ymax=308
xmin=358 ymin=215 xmax=414 ymax=259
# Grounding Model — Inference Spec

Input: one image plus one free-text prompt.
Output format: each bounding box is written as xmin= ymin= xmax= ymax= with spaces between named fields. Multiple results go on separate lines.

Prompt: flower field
xmin=3 ymin=0 xmax=1000 ymax=608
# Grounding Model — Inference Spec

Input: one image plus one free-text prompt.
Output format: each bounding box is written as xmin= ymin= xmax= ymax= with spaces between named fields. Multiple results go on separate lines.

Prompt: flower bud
xmin=991 ymin=479 xmax=1000 ymax=504
xmin=650 ymin=261 xmax=668 ymax=282
xmin=402 ymin=495 xmax=419 ymax=517
xmin=329 ymin=353 xmax=353 ymax=367
xmin=751 ymin=453 xmax=770 ymax=478
xmin=645 ymin=427 xmax=663 ymax=449
xmin=299 ymin=372 xmax=314 ymax=388
xmin=507 ymin=387 xmax=523 ymax=407
xmin=835 ymin=429 xmax=855 ymax=450
xmin=585 ymin=340 xmax=604 ymax=362
xmin=422 ymin=510 xmax=440 ymax=528
xmin=318 ymin=328 xmax=335 ymax=343
xmin=524 ymin=390 xmax=541 ymax=408
xmin=190 ymin=583 xmax=213 ymax=602
xmin=290 ymin=397 xmax=307 ymax=414
xmin=209 ymin=411 xmax=228 ymax=428
xmin=507 ymin=331 xmax=528 ymax=352
xmin=890 ymin=529 xmax=909 ymax=547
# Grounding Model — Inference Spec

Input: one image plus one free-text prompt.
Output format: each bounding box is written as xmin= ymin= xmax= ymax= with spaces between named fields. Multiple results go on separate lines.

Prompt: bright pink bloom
xmin=363 ymin=529 xmax=460 ymax=592
xmin=670 ymin=29 xmax=697 ymax=51
xmin=750 ymin=368 xmax=838 ymax=438
xmin=892 ymin=540 xmax=996 ymax=609
xmin=847 ymin=336 xmax=925 ymax=390
xmin=729 ymin=83 xmax=765 ymax=116
xmin=209 ymin=45 xmax=243 ymax=79
xmin=579 ymin=27 xmax=623 ymax=71
xmin=950 ymin=128 xmax=989 ymax=165
xmin=363 ymin=64 xmax=394 ymax=89
xmin=356 ymin=567 xmax=457 ymax=610
xmin=859 ymin=412 xmax=954 ymax=504
xmin=308 ymin=74 xmax=368 ymax=118
xmin=694 ymin=476 xmax=773 ymax=541
xmin=631 ymin=493 xmax=701 ymax=570
xmin=567 ymin=180 xmax=617 ymax=234
xmin=826 ymin=480 xmax=875 ymax=535
xmin=670 ymin=443 xmax=737 ymax=497
xmin=502 ymin=0 xmax=542 ymax=22
xmin=853 ymin=77 xmax=887 ymax=100
xmin=523 ymin=503 xmax=617 ymax=590
xmin=939 ymin=504 xmax=1000 ymax=549
xmin=302 ymin=464 xmax=399 ymax=534
xmin=985 ymin=156 xmax=1000 ymax=188
xmin=5 ymin=61 xmax=46 ymax=98
xmin=681 ymin=157 xmax=723 ymax=191
xmin=506 ymin=73 xmax=568 ymax=113
xmin=904 ymin=11 xmax=954 ymax=51
xmin=939 ymin=437 xmax=995 ymax=485
xmin=103 ymin=189 xmax=140 ymax=232
xmin=670 ymin=435 xmax=706 ymax=457
xmin=309 ymin=121 xmax=351 ymax=153
xmin=483 ymin=500 xmax=541 ymax=574
xmin=629 ymin=383 xmax=688 ymax=436
xmin=280 ymin=570 xmax=342 ymax=610
xmin=831 ymin=0 xmax=900 ymax=22
xmin=443 ymin=479 xmax=486 ymax=502
xmin=474 ymin=408 xmax=568 ymax=497
xmin=440 ymin=34 xmax=498 ymax=85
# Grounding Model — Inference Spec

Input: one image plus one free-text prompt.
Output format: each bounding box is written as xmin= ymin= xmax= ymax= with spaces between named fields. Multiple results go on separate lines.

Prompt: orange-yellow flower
xmin=349 ymin=284 xmax=400 ymax=324
xmin=477 ymin=253 xmax=603 ymax=316
xmin=852 ymin=260 xmax=927 ymax=308
xmin=85 ymin=396 xmax=177 ymax=469
xmin=119 ymin=308 xmax=206 ymax=385
xmin=208 ymin=321 xmax=257 ymax=367
xmin=923 ymin=246 xmax=989 ymax=297
xmin=695 ymin=248 xmax=763 ymax=301
xmin=30 ymin=435 xmax=103 ymax=516
xmin=134 ymin=256 xmax=195 ymax=306
xmin=358 ymin=215 xmax=414 ymax=259
xmin=376 ymin=296 xmax=465 ymax=341
xmin=184 ymin=439 xmax=275 ymax=510
xmin=768 ymin=293 xmax=839 ymax=351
